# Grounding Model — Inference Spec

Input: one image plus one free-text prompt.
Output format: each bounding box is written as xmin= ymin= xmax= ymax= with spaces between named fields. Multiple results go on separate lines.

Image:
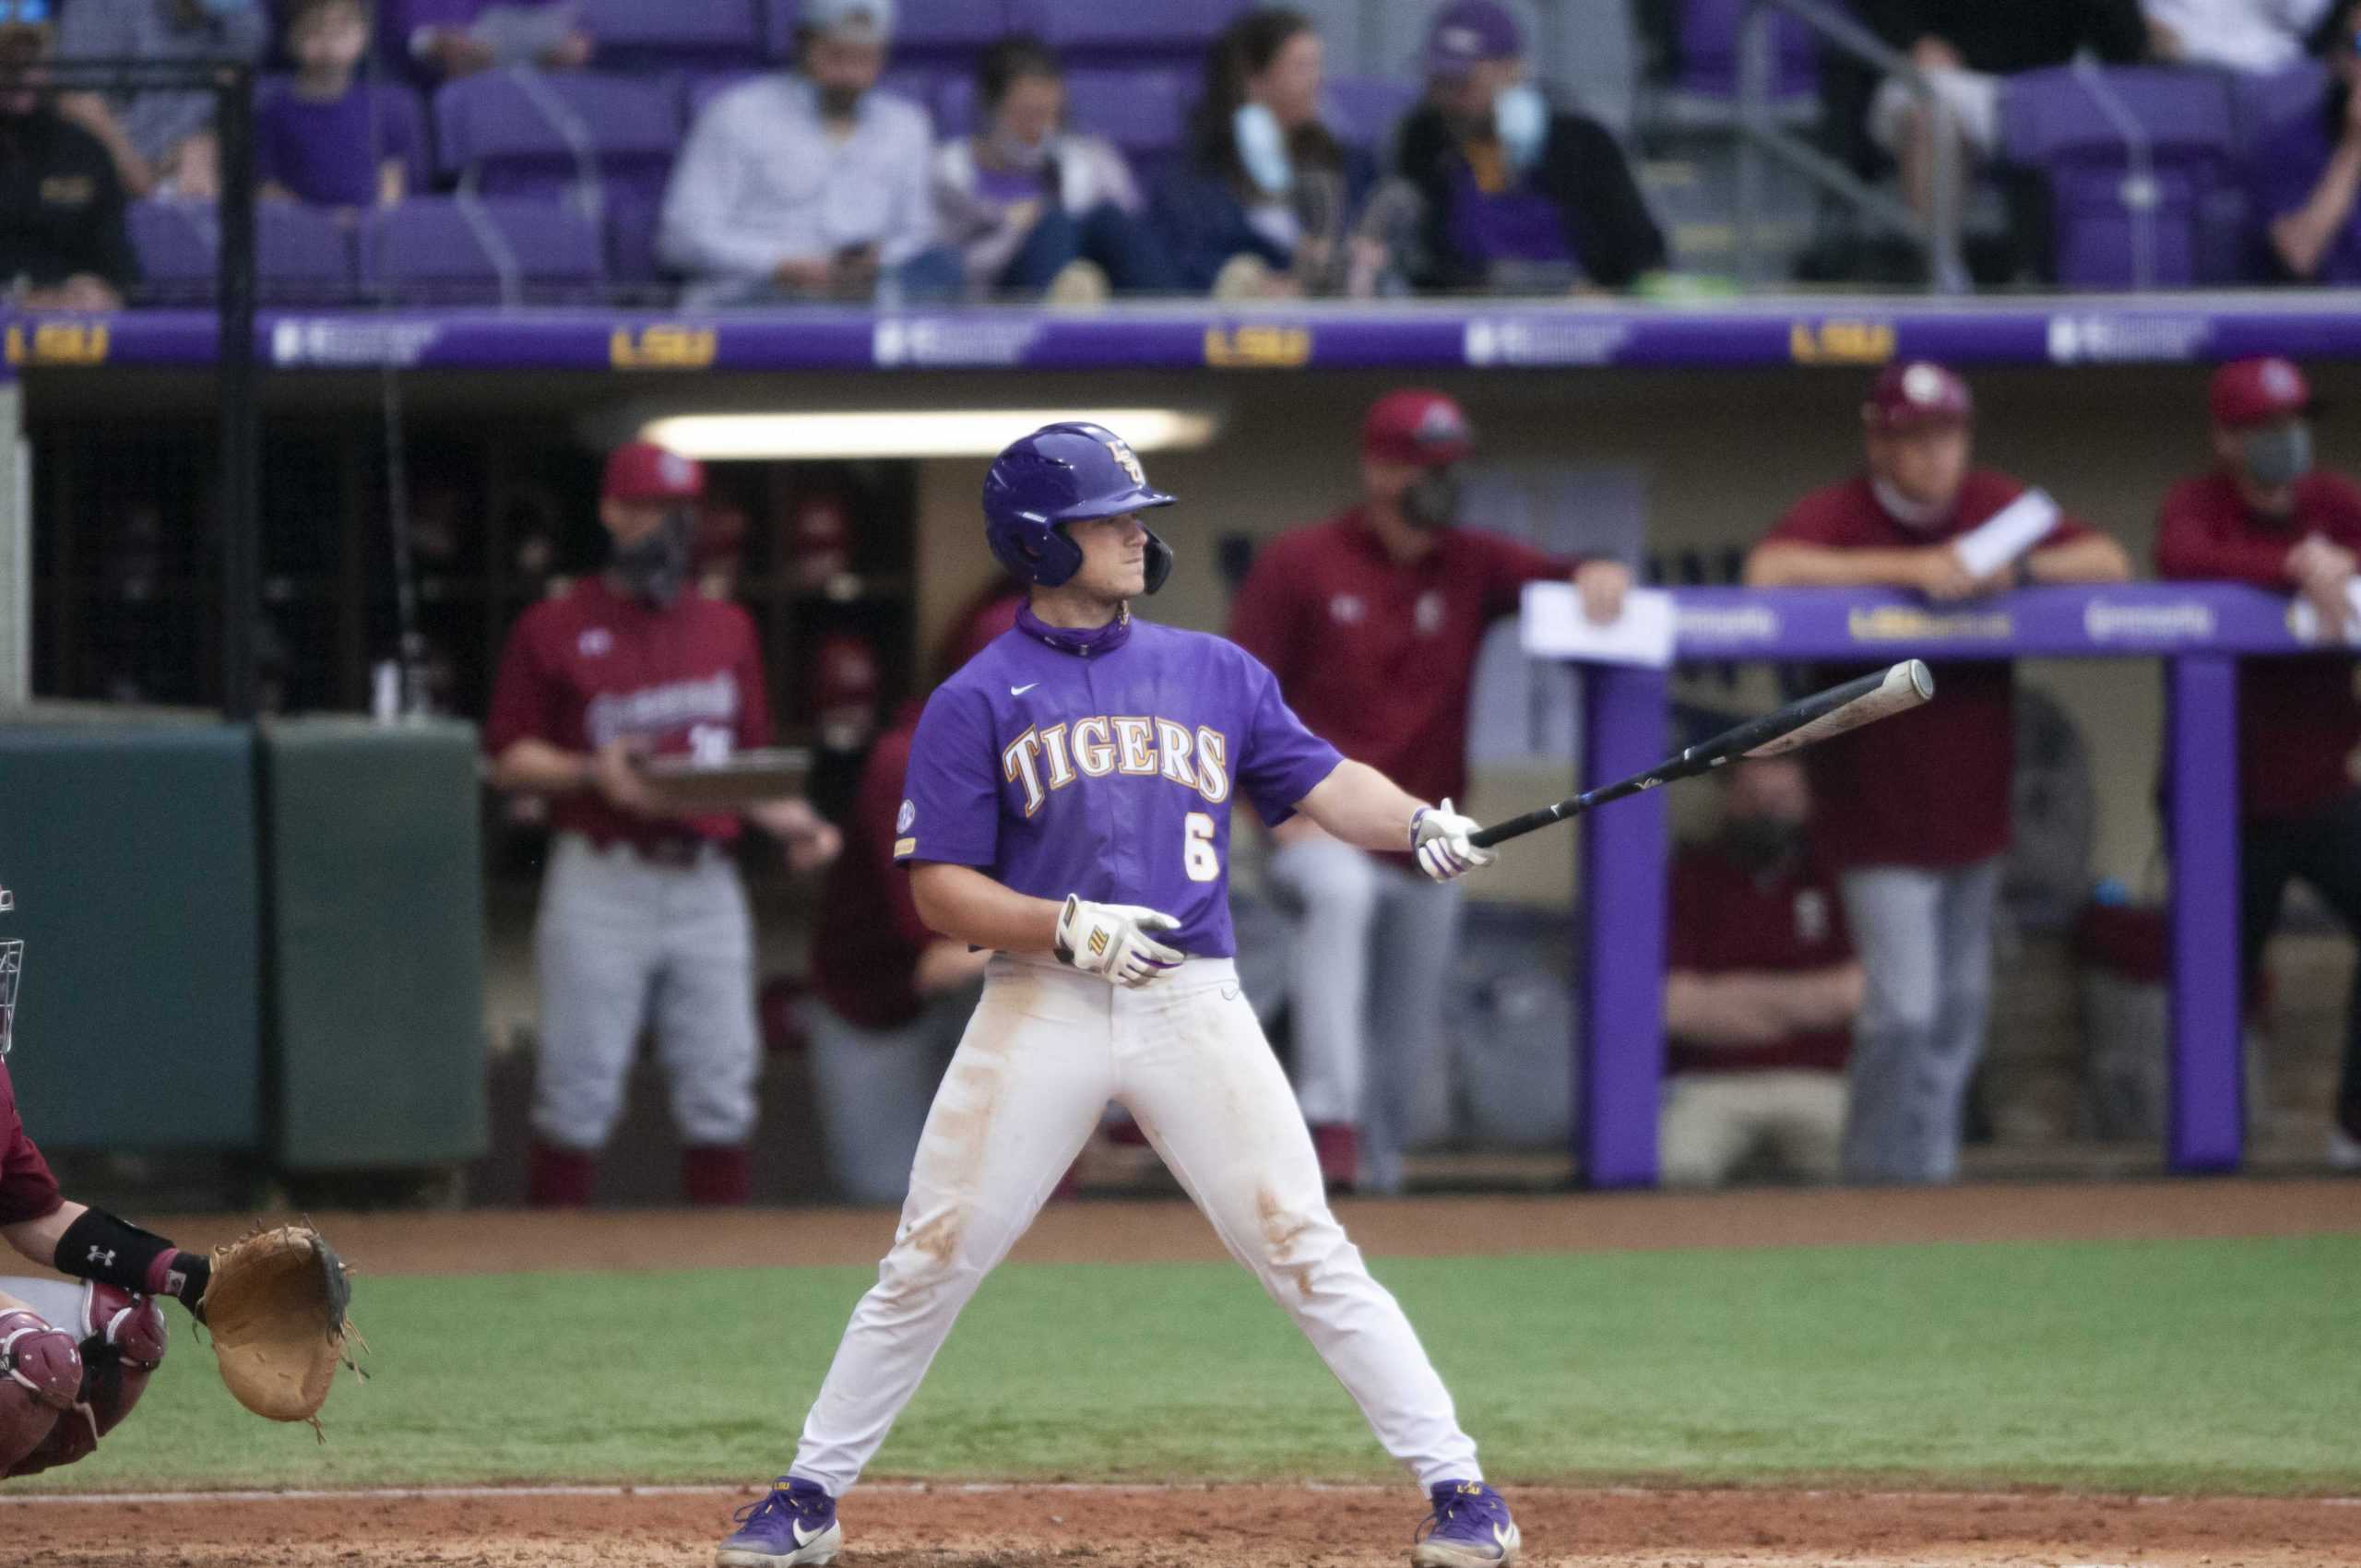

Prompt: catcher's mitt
xmin=203 ymin=1224 xmax=362 ymax=1431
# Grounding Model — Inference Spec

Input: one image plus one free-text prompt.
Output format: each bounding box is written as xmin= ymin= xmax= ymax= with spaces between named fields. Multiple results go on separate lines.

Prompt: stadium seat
xmin=1012 ymin=0 xmax=1247 ymax=64
xmin=361 ymin=195 xmax=606 ymax=304
xmin=1323 ymin=75 xmax=1418 ymax=156
xmin=767 ymin=0 xmax=1016 ymax=62
xmin=434 ymin=69 xmax=681 ymax=206
xmin=934 ymin=73 xmax=979 ymax=137
xmin=127 ymin=199 xmax=357 ymax=303
xmin=574 ymin=0 xmax=763 ymax=74
xmin=1999 ymin=66 xmax=2240 ymax=288
xmin=1063 ymin=68 xmax=1189 ymax=164
xmin=1674 ymin=0 xmax=1819 ymax=100
xmin=879 ymin=65 xmax=946 ymax=125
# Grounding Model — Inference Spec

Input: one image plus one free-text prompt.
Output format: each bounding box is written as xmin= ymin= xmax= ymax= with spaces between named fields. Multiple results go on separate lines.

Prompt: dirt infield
xmin=153 ymin=1176 xmax=2361 ymax=1277
xmin=8 ymin=1483 xmax=2358 ymax=1567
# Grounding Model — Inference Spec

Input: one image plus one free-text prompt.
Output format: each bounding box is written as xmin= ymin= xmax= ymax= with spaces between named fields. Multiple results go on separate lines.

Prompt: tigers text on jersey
xmin=484 ymin=577 xmax=775 ymax=847
xmin=894 ymin=614 xmax=1343 ymax=956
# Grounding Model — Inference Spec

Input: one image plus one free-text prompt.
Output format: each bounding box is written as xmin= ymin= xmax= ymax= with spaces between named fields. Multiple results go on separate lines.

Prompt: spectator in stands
xmin=0 ymin=16 xmax=136 ymax=311
xmin=56 ymin=0 xmax=269 ymax=199
xmin=2250 ymin=0 xmax=2361 ymax=282
xmin=805 ymin=586 xmax=1021 ymax=1202
xmin=1394 ymin=0 xmax=1665 ymax=294
xmin=932 ymin=34 xmax=1177 ymax=302
xmin=1154 ymin=6 xmax=1377 ymax=298
xmin=2155 ymin=357 xmax=2361 ymax=1171
xmin=1662 ymin=756 xmax=1862 ymax=1189
xmin=379 ymin=0 xmax=593 ymax=82
xmin=2143 ymin=0 xmax=2334 ymax=71
xmin=1854 ymin=0 xmax=2146 ymax=235
xmin=1743 ymin=362 xmax=2131 ymax=1184
xmin=1228 ymin=389 xmax=1631 ymax=1194
xmin=257 ymin=0 xmax=421 ymax=210
xmin=659 ymin=0 xmax=959 ymax=308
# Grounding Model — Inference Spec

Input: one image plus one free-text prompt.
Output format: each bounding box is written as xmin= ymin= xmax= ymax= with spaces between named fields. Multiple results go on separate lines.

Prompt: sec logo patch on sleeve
xmin=896 ymin=801 xmax=916 ymax=833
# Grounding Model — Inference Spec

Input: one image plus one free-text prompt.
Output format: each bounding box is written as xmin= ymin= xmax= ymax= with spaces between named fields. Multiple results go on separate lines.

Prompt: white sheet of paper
xmin=1951 ymin=489 xmax=2062 ymax=580
xmin=1520 ymin=582 xmax=1676 ymax=668
xmin=2284 ymin=579 xmax=2361 ymax=645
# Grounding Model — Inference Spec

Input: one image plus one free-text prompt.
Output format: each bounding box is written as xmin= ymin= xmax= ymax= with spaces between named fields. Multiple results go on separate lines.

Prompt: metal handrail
xmin=1734 ymin=0 xmax=1968 ymax=293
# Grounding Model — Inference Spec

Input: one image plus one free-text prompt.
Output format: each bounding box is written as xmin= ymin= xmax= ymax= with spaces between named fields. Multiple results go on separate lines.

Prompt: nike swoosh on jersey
xmin=1011 ymin=683 xmax=1039 ymax=696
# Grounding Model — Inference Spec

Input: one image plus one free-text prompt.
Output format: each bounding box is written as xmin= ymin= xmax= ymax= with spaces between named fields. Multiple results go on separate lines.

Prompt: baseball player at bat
xmin=715 ymin=423 xmax=1521 ymax=1568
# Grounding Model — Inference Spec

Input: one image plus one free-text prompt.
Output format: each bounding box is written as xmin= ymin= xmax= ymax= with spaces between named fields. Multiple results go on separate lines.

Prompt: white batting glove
xmin=1411 ymin=799 xmax=1497 ymax=883
xmin=1055 ymin=895 xmax=1187 ymax=988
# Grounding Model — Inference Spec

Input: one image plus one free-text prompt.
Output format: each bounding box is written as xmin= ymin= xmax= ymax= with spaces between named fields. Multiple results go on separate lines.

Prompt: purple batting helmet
xmin=981 ymin=422 xmax=1176 ymax=593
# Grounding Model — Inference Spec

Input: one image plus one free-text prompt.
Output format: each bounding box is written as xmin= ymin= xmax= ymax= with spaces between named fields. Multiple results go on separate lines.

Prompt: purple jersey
xmin=894 ymin=615 xmax=1344 ymax=956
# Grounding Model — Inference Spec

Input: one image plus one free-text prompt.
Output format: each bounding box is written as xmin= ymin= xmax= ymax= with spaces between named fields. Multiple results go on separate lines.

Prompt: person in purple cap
xmin=715 ymin=423 xmax=1523 ymax=1568
xmin=1394 ymin=0 xmax=1665 ymax=292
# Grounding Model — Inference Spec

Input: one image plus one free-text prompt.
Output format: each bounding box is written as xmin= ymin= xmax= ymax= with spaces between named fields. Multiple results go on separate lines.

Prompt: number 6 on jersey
xmin=1183 ymin=811 xmax=1218 ymax=881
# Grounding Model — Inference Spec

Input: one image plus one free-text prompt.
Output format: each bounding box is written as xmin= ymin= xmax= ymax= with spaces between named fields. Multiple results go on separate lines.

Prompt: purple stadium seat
xmin=1063 ymin=68 xmax=1187 ymax=160
xmin=1011 ymin=0 xmax=1247 ymax=61
xmin=126 ymin=199 xmax=356 ymax=303
xmin=1323 ymin=75 xmax=1418 ymax=154
xmin=1677 ymin=0 xmax=1818 ymax=99
xmin=362 ymin=195 xmax=605 ymax=303
xmin=575 ymin=0 xmax=763 ymax=73
xmin=685 ymin=70 xmax=760 ymax=122
xmin=605 ymin=195 xmax=663 ymax=290
xmin=878 ymin=65 xmax=944 ymax=123
xmin=935 ymin=73 xmax=979 ymax=137
xmin=2231 ymin=59 xmax=2326 ymax=150
xmin=768 ymin=0 xmax=1015 ymax=61
xmin=434 ymin=69 xmax=681 ymax=203
xmin=1999 ymin=66 xmax=2239 ymax=288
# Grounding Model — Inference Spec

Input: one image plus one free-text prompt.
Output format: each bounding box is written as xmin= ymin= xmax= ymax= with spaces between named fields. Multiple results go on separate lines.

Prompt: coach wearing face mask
xmin=2157 ymin=357 xmax=2361 ymax=1171
xmin=1228 ymin=389 xmax=1631 ymax=1194
xmin=1745 ymin=362 xmax=2130 ymax=1185
xmin=1393 ymin=0 xmax=1664 ymax=294
xmin=485 ymin=440 xmax=839 ymax=1209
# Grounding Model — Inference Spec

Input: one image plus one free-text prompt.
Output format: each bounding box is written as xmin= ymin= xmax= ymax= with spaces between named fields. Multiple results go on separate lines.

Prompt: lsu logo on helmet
xmin=1102 ymin=438 xmax=1146 ymax=487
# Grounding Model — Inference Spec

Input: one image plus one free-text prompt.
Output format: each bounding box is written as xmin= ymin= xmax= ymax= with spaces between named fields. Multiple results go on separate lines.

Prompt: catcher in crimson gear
xmin=0 ymin=881 xmax=357 ymax=1477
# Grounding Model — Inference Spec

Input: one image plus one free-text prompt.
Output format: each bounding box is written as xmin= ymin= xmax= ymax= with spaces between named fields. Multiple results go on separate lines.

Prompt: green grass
xmin=22 ymin=1232 xmax=2359 ymax=1495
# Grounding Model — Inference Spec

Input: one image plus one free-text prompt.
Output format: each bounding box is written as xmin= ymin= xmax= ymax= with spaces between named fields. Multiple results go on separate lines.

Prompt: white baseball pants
xmin=1265 ymin=835 xmax=1465 ymax=1194
xmin=531 ymin=832 xmax=761 ymax=1151
xmin=789 ymin=954 xmax=1483 ymax=1495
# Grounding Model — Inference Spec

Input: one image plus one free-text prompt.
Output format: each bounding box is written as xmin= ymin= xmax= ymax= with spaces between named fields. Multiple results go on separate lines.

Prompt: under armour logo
xmin=88 ymin=1247 xmax=116 ymax=1266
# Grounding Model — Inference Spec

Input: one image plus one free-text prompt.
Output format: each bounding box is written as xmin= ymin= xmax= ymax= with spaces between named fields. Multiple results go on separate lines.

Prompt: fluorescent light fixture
xmin=641 ymin=409 xmax=1219 ymax=461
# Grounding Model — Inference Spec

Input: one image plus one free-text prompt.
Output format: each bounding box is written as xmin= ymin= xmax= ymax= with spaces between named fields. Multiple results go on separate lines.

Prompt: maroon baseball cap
xmin=602 ymin=440 xmax=705 ymax=504
xmin=2210 ymin=357 xmax=2314 ymax=430
xmin=1364 ymin=388 xmax=1475 ymax=468
xmin=1865 ymin=361 xmax=1974 ymax=433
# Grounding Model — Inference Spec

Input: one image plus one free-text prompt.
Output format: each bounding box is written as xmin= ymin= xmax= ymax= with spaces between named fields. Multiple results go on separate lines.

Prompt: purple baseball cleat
xmin=1413 ymin=1479 xmax=1522 ymax=1568
xmin=716 ymin=1476 xmax=841 ymax=1567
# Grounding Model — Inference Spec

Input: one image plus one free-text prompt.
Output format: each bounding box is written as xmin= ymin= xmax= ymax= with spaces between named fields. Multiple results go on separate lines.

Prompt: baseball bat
xmin=1465 ymin=659 xmax=1936 ymax=850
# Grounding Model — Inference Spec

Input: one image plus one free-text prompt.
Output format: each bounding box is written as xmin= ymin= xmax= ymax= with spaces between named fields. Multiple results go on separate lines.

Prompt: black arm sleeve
xmin=53 ymin=1207 xmax=207 ymax=1311
xmin=1542 ymin=115 xmax=1667 ymax=290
